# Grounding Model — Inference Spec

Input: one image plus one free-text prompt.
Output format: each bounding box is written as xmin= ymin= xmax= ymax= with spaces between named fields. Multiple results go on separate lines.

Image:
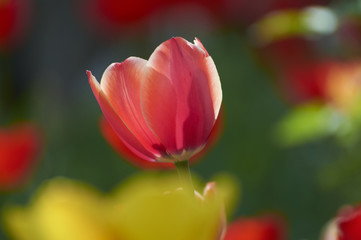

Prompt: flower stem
xmin=175 ymin=160 xmax=194 ymax=191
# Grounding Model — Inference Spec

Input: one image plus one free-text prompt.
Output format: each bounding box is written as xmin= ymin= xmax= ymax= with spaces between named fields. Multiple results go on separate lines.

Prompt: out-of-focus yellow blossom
xmin=2 ymin=173 xmax=239 ymax=240
xmin=3 ymin=178 xmax=119 ymax=240
xmin=325 ymin=63 xmax=361 ymax=115
xmin=250 ymin=7 xmax=337 ymax=45
xmin=110 ymin=173 xmax=237 ymax=240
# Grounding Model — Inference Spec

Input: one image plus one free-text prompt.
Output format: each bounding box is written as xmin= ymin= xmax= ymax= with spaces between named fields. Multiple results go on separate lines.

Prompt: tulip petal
xmin=87 ymin=70 xmax=102 ymax=102
xmin=99 ymin=117 xmax=175 ymax=169
xmin=141 ymin=67 xmax=178 ymax=153
xmin=194 ymin=37 xmax=209 ymax=57
xmin=87 ymin=71 xmax=156 ymax=161
xmin=142 ymin=37 xmax=222 ymax=155
xmin=99 ymin=58 xmax=166 ymax=157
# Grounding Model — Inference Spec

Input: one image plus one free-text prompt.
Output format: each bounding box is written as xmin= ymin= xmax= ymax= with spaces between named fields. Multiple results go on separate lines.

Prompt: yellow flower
xmin=3 ymin=173 xmax=239 ymax=240
xmin=3 ymin=178 xmax=118 ymax=240
xmin=110 ymin=174 xmax=234 ymax=240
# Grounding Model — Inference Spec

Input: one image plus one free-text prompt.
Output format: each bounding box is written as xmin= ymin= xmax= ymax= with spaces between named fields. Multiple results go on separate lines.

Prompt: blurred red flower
xmin=82 ymin=0 xmax=221 ymax=34
xmin=85 ymin=0 xmax=163 ymax=27
xmin=0 ymin=0 xmax=30 ymax=50
xmin=280 ymin=61 xmax=361 ymax=111
xmin=99 ymin=108 xmax=223 ymax=169
xmin=0 ymin=123 xmax=42 ymax=190
xmin=279 ymin=61 xmax=331 ymax=104
xmin=323 ymin=205 xmax=361 ymax=240
xmin=257 ymin=36 xmax=361 ymax=108
xmin=224 ymin=215 xmax=287 ymax=240
xmin=338 ymin=206 xmax=361 ymax=240
xmin=82 ymin=0 xmax=333 ymax=34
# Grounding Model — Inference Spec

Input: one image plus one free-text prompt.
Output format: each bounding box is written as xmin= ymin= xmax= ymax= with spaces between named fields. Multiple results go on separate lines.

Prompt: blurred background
xmin=2 ymin=0 xmax=361 ymax=239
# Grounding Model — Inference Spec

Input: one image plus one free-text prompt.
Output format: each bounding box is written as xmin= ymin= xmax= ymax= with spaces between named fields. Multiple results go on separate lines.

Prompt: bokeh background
xmin=2 ymin=0 xmax=361 ymax=239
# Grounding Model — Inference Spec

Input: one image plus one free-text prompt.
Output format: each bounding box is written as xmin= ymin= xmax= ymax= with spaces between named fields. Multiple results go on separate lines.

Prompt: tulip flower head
xmin=88 ymin=37 xmax=222 ymax=164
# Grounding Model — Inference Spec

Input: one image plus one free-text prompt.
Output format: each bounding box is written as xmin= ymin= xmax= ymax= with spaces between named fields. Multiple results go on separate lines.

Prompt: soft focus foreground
xmin=3 ymin=0 xmax=361 ymax=240
xmin=3 ymin=174 xmax=237 ymax=240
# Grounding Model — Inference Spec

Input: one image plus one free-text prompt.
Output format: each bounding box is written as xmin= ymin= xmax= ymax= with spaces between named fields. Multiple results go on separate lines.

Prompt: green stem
xmin=174 ymin=160 xmax=194 ymax=191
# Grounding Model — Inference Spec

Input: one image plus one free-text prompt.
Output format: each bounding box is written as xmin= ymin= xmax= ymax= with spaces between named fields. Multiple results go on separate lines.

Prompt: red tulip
xmin=256 ymin=34 xmax=361 ymax=110
xmin=224 ymin=215 xmax=287 ymax=240
xmin=254 ymin=36 xmax=323 ymax=104
xmin=88 ymin=37 xmax=222 ymax=165
xmin=280 ymin=61 xmax=330 ymax=104
xmin=0 ymin=123 xmax=41 ymax=190
xmin=280 ymin=61 xmax=361 ymax=111
xmin=338 ymin=206 xmax=361 ymax=240
xmin=0 ymin=0 xmax=30 ymax=50
xmin=99 ymin=107 xmax=223 ymax=169
xmin=322 ymin=205 xmax=361 ymax=240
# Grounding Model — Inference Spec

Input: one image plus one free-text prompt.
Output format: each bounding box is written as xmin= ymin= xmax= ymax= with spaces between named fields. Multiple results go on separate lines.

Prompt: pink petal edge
xmin=99 ymin=58 xmax=164 ymax=157
xmin=87 ymin=70 xmax=158 ymax=162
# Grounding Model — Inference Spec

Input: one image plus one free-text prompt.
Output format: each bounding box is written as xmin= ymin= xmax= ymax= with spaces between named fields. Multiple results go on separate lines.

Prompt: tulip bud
xmin=88 ymin=37 xmax=222 ymax=165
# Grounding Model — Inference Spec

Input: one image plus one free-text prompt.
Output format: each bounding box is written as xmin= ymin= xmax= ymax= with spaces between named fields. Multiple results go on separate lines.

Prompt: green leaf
xmin=275 ymin=103 xmax=343 ymax=146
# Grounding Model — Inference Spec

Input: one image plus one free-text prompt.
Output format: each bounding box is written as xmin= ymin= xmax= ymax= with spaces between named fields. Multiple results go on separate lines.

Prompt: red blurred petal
xmin=224 ymin=215 xmax=287 ymax=240
xmin=338 ymin=205 xmax=361 ymax=240
xmin=0 ymin=123 xmax=41 ymax=190
xmin=280 ymin=61 xmax=331 ymax=104
xmin=0 ymin=0 xmax=30 ymax=50
xmin=279 ymin=60 xmax=361 ymax=107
